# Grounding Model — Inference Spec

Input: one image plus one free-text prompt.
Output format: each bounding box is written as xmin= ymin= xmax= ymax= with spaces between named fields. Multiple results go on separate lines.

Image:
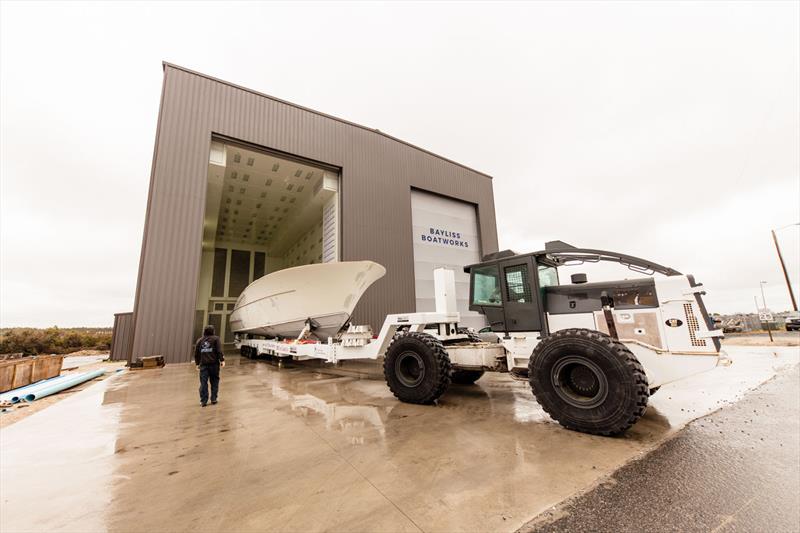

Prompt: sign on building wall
xmin=410 ymin=189 xmax=486 ymax=329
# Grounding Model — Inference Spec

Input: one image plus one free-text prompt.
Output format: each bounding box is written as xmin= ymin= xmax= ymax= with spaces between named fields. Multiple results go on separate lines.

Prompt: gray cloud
xmin=1 ymin=1 xmax=798 ymax=326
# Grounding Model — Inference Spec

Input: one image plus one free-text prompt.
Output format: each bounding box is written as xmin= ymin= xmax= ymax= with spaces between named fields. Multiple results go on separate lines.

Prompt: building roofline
xmin=162 ymin=61 xmax=493 ymax=180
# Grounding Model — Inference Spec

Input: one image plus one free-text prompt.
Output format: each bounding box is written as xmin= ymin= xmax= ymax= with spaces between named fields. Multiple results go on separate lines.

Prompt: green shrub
xmin=0 ymin=327 xmax=113 ymax=356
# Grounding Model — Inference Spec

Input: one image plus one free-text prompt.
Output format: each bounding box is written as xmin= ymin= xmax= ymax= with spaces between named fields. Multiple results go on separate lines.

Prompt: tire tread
xmin=528 ymin=328 xmax=649 ymax=436
xmin=383 ymin=332 xmax=451 ymax=404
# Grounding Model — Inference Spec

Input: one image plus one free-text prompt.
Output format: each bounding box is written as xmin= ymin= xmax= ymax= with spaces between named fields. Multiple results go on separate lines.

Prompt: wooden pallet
xmin=0 ymin=355 xmax=65 ymax=393
xmin=130 ymin=355 xmax=165 ymax=370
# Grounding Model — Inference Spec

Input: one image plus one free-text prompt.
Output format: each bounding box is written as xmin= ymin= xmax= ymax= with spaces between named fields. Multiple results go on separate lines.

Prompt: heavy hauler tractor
xmin=234 ymin=241 xmax=726 ymax=436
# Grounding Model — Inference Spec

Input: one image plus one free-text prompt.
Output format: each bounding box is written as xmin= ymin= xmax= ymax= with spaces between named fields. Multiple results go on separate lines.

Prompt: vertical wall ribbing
xmin=132 ymin=64 xmax=499 ymax=363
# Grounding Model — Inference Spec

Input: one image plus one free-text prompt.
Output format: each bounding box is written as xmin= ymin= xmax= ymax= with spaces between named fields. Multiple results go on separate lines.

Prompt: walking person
xmin=195 ymin=325 xmax=225 ymax=407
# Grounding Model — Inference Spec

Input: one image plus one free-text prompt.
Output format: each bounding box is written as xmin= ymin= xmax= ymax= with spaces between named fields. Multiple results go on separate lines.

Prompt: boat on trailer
xmin=229 ymin=261 xmax=387 ymax=339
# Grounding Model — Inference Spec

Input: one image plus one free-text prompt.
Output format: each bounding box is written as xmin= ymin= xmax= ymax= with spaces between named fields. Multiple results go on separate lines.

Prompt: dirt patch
xmin=62 ymin=349 xmax=111 ymax=357
xmin=723 ymin=332 xmax=799 ymax=347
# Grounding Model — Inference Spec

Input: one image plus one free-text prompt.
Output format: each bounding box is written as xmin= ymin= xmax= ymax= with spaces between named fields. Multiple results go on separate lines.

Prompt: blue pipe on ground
xmin=23 ymin=369 xmax=107 ymax=402
xmin=0 ymin=374 xmax=76 ymax=404
xmin=0 ymin=380 xmax=49 ymax=403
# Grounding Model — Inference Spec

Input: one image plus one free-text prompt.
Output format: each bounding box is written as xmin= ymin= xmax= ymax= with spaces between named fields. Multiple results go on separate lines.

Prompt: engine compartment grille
xmin=684 ymin=303 xmax=706 ymax=347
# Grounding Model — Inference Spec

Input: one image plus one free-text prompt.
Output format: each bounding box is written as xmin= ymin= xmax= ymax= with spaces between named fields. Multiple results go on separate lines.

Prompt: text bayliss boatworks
xmin=421 ymin=227 xmax=470 ymax=248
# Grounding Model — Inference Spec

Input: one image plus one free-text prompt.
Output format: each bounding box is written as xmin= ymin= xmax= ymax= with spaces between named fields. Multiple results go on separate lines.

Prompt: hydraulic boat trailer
xmin=236 ymin=268 xmax=503 ymax=368
xmin=235 ymin=242 xmax=729 ymax=436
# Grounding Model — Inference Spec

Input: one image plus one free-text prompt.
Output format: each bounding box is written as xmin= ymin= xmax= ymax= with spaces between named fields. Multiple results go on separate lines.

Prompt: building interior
xmin=194 ymin=141 xmax=340 ymax=344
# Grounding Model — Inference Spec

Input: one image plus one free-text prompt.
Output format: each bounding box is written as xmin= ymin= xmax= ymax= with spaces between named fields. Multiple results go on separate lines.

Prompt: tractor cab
xmin=465 ymin=249 xmax=558 ymax=334
xmin=464 ymin=240 xmax=688 ymax=336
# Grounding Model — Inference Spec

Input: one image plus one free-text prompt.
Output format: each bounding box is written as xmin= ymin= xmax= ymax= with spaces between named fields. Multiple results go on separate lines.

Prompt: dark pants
xmin=199 ymin=364 xmax=220 ymax=404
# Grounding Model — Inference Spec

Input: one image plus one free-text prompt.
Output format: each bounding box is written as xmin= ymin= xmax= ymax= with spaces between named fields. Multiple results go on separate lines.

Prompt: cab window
xmin=472 ymin=265 xmax=501 ymax=306
xmin=504 ymin=264 xmax=533 ymax=303
xmin=538 ymin=264 xmax=558 ymax=303
xmin=537 ymin=265 xmax=558 ymax=289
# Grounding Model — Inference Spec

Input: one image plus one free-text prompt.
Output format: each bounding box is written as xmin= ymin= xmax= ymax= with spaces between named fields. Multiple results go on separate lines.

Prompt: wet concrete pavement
xmin=525 ymin=365 xmax=800 ymax=533
xmin=1 ymin=345 xmax=798 ymax=532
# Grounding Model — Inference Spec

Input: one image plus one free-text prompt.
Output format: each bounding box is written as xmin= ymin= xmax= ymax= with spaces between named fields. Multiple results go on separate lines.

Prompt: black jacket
xmin=194 ymin=335 xmax=224 ymax=366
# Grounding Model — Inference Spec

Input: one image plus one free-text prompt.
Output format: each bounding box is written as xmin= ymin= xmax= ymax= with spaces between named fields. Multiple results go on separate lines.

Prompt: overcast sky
xmin=1 ymin=1 xmax=798 ymax=327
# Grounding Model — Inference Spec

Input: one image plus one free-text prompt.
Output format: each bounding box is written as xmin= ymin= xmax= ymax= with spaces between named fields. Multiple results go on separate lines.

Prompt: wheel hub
xmin=569 ymin=365 xmax=598 ymax=394
xmin=396 ymin=351 xmax=425 ymax=387
xmin=552 ymin=356 xmax=608 ymax=409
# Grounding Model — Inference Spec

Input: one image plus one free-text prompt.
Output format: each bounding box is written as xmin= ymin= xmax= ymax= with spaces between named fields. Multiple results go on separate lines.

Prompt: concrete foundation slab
xmin=1 ymin=345 xmax=797 ymax=532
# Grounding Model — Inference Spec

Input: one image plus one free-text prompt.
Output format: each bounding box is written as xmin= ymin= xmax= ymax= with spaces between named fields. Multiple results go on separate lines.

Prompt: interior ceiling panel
xmin=211 ymin=146 xmax=334 ymax=249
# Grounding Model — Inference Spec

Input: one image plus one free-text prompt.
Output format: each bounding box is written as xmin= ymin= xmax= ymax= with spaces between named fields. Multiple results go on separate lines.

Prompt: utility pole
xmin=771 ymin=226 xmax=798 ymax=312
xmin=753 ymin=295 xmax=761 ymax=332
xmin=760 ymin=281 xmax=773 ymax=343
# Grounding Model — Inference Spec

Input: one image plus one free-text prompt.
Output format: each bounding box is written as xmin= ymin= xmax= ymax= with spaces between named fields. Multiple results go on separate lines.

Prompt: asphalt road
xmin=524 ymin=364 xmax=800 ymax=533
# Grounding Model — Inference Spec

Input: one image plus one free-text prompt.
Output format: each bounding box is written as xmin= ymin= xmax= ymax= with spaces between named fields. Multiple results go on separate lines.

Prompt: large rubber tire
xmin=451 ymin=369 xmax=485 ymax=385
xmin=528 ymin=328 xmax=649 ymax=436
xmin=384 ymin=332 xmax=451 ymax=404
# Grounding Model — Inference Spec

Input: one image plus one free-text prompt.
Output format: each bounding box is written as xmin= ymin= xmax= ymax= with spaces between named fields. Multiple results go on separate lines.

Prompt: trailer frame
xmin=235 ymin=268 xmax=507 ymax=370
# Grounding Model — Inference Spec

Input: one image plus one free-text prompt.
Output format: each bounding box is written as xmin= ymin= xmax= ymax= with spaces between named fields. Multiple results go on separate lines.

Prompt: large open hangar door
xmin=195 ymin=141 xmax=340 ymax=346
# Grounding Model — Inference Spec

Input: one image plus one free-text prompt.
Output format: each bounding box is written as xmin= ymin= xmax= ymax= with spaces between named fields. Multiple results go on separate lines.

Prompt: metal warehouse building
xmin=118 ymin=63 xmax=498 ymax=364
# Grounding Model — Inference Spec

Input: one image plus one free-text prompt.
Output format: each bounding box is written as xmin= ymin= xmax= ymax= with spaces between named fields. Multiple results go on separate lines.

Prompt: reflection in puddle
xmin=1 ymin=373 xmax=125 ymax=533
xmin=245 ymin=358 xmax=558 ymax=448
xmin=252 ymin=368 xmax=394 ymax=444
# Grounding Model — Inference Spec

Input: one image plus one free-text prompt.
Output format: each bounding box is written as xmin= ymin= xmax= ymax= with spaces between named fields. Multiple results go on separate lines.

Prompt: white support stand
xmin=434 ymin=268 xmax=458 ymax=314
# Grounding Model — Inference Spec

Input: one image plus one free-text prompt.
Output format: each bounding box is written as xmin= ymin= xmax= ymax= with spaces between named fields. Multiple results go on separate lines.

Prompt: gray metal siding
xmin=110 ymin=312 xmax=134 ymax=362
xmin=132 ymin=63 xmax=498 ymax=363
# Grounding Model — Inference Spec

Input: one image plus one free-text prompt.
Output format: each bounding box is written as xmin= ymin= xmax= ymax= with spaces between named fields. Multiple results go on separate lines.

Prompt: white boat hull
xmin=229 ymin=261 xmax=386 ymax=339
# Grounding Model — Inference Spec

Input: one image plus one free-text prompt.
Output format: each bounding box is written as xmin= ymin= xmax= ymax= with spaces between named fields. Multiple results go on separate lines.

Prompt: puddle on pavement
xmin=1 ymin=374 xmax=124 ymax=533
xmin=243 ymin=359 xmax=561 ymax=443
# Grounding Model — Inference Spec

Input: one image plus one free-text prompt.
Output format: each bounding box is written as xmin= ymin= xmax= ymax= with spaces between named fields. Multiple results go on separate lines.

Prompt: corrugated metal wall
xmin=132 ymin=63 xmax=499 ymax=363
xmin=110 ymin=312 xmax=134 ymax=361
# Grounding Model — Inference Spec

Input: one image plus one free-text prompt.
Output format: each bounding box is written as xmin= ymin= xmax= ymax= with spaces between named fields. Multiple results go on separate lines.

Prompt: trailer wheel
xmin=456 ymin=327 xmax=482 ymax=343
xmin=240 ymin=346 xmax=250 ymax=358
xmin=528 ymin=328 xmax=649 ymax=436
xmin=451 ymin=369 xmax=485 ymax=385
xmin=384 ymin=332 xmax=451 ymax=404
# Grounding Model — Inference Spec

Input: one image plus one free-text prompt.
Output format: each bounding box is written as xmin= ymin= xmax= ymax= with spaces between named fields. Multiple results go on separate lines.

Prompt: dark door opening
xmin=207 ymin=313 xmax=223 ymax=341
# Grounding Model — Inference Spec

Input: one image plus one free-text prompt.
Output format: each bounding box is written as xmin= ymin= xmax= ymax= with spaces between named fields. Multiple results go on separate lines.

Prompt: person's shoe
xmin=211 ymin=400 xmax=218 ymax=405
xmin=201 ymin=402 xmax=207 ymax=407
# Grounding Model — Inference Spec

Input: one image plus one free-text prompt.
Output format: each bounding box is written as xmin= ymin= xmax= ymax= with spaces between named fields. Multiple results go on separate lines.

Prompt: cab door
xmin=499 ymin=258 xmax=542 ymax=331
